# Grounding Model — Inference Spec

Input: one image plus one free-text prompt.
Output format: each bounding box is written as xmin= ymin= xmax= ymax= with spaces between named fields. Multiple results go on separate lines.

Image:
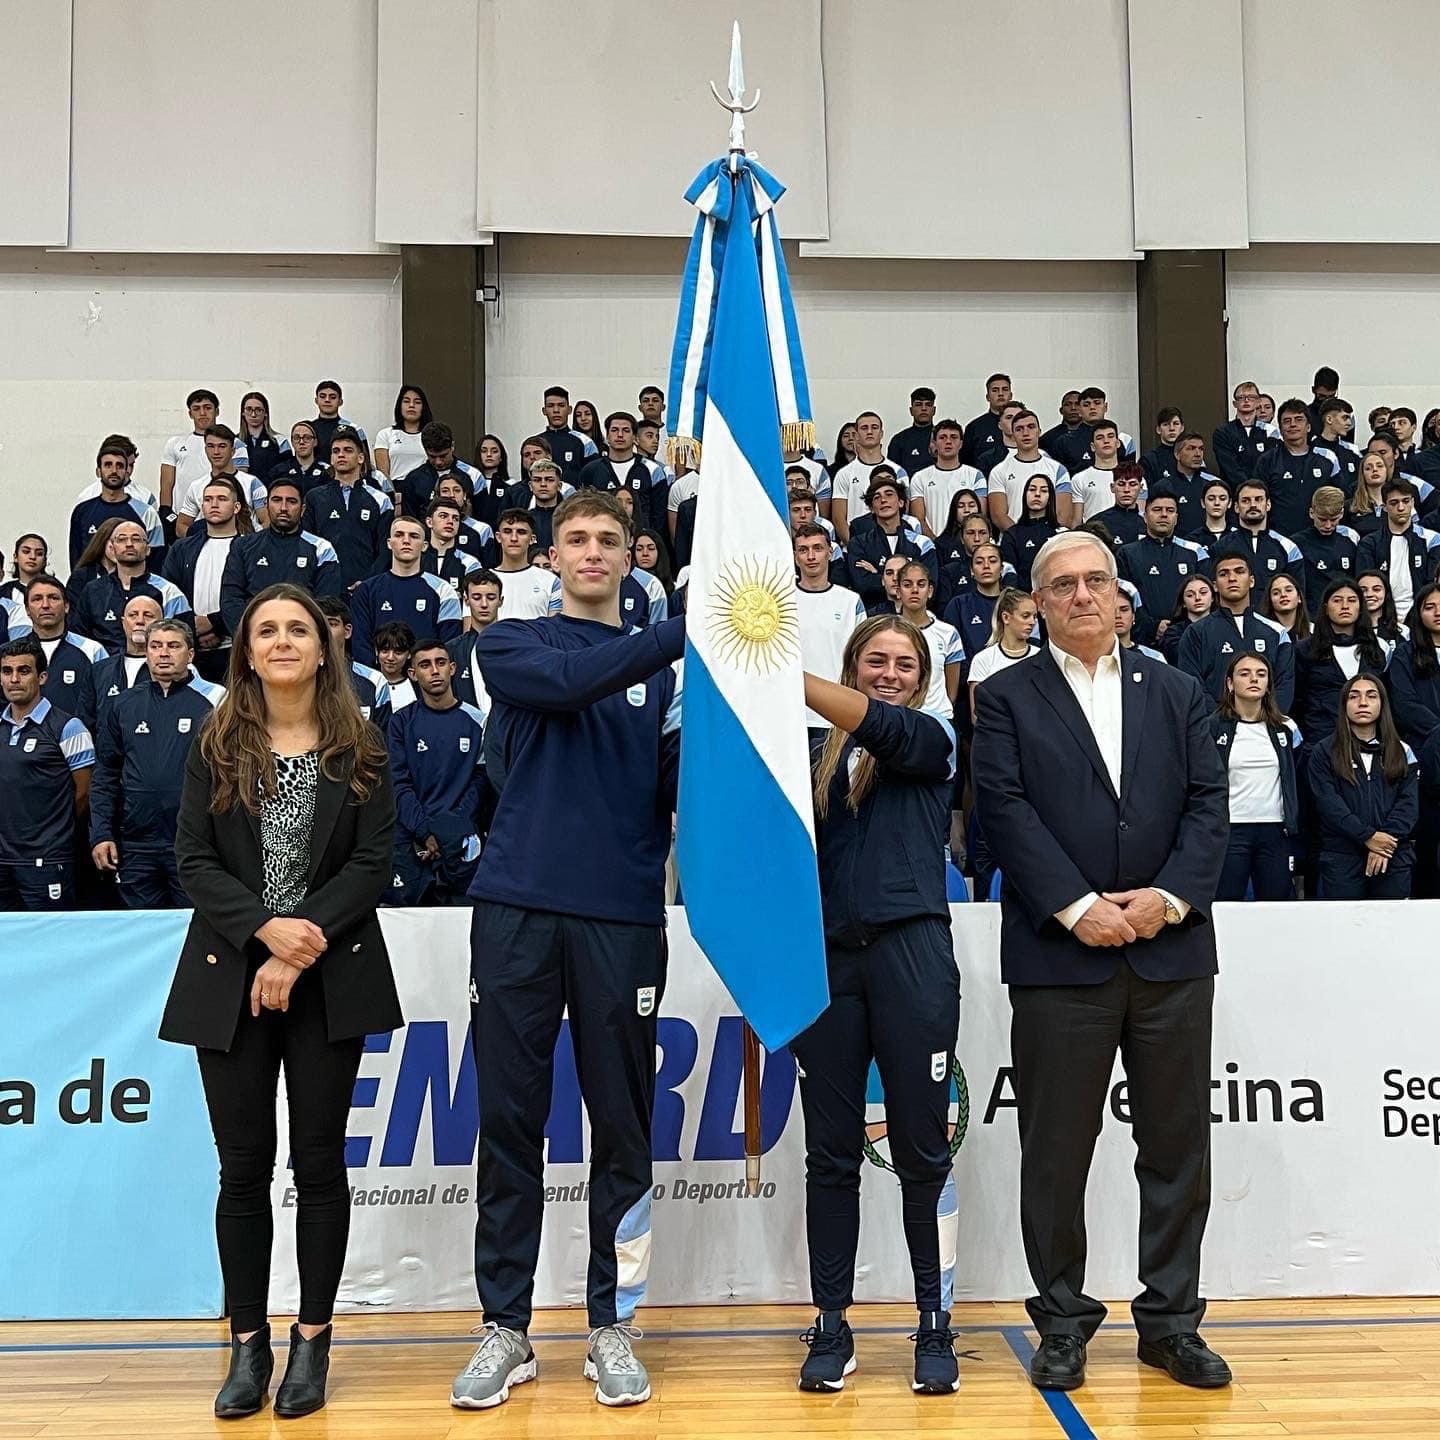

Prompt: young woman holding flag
xmin=792 ymin=614 xmax=962 ymax=1397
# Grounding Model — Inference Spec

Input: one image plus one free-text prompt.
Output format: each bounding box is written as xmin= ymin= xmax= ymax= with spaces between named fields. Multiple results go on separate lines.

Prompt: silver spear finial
xmin=709 ymin=21 xmax=759 ymax=174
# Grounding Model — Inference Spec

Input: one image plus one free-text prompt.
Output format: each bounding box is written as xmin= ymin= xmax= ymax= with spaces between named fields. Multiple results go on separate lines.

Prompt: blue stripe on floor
xmin=3 ymin=1311 xmax=1440 ymax=1355
xmin=1000 ymin=1327 xmax=1099 ymax=1440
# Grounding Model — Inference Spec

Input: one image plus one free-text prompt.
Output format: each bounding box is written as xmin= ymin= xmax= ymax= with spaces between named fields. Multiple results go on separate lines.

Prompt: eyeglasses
xmin=1040 ymin=572 xmax=1117 ymax=600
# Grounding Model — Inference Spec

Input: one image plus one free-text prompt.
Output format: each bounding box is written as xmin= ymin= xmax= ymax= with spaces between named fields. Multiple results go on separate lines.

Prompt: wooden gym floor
xmin=5 ymin=1298 xmax=1440 ymax=1438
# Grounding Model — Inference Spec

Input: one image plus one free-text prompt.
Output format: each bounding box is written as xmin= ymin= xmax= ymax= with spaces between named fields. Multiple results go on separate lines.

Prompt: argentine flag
xmin=670 ymin=157 xmax=829 ymax=1052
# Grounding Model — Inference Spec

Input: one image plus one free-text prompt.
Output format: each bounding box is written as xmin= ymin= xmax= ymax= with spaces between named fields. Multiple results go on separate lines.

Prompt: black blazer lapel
xmin=1119 ymin=649 xmax=1152 ymax=802
xmin=1027 ymin=647 xmax=1119 ymax=804
xmin=306 ymin=768 xmax=347 ymax=884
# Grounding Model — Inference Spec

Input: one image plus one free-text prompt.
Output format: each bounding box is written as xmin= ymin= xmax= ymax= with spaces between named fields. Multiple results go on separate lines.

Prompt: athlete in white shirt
xmin=1068 ymin=420 xmax=1124 ymax=523
xmin=831 ymin=412 xmax=908 ymax=543
xmin=895 ymin=560 xmax=964 ymax=720
xmin=493 ymin=509 xmax=561 ymax=620
xmin=966 ymin=588 xmax=1040 ymax=721
xmin=159 ymin=389 xmax=249 ymax=517
xmin=794 ymin=524 xmax=866 ymax=729
xmin=908 ymin=420 xmax=987 ymax=536
xmin=375 ymin=385 xmax=432 ymax=486
xmin=987 ymin=410 xmax=1071 ymax=531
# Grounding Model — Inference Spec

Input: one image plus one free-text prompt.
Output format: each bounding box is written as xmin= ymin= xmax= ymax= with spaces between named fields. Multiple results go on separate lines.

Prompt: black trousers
xmin=1216 ymin=822 xmax=1293 ymax=901
xmin=1009 ymin=966 xmax=1214 ymax=1343
xmin=117 ymin=846 xmax=188 ymax=909
xmin=1317 ymin=850 xmax=1413 ymax=900
xmin=789 ymin=916 xmax=961 ymax=1312
xmin=0 ymin=858 xmax=74 ymax=910
xmin=196 ymin=969 xmax=364 ymax=1334
xmin=469 ymin=900 xmax=667 ymax=1330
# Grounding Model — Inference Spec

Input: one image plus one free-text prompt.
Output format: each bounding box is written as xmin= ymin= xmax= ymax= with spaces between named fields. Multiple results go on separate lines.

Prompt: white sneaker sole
xmin=583 ymin=1358 xmax=652 ymax=1406
xmin=912 ymin=1375 xmax=961 ymax=1393
xmin=798 ymin=1356 xmax=857 ymax=1391
xmin=450 ymin=1357 xmax=538 ymax=1409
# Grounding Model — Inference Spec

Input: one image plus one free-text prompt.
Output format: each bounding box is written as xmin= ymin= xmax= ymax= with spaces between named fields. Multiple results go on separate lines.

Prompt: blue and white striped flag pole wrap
xmin=672 ymin=156 xmax=829 ymax=1053
xmin=666 ymin=156 xmax=815 ymax=472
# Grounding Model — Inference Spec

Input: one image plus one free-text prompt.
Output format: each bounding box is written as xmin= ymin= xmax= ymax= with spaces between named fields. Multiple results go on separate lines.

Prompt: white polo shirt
xmin=496 ymin=565 xmax=562 ymax=621
xmin=831 ymin=459 xmax=910 ymax=523
xmin=795 ymin=583 xmax=866 ymax=727
xmin=987 ymin=453 xmax=1071 ymax=521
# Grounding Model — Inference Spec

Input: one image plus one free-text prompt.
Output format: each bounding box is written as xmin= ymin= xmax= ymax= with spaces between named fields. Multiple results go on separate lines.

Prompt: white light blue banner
xmin=1 ymin=913 xmax=220 ymax=1319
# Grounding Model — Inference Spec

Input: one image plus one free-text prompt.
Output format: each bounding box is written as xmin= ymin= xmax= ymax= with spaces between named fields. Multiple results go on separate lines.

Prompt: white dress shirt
xmin=1046 ymin=638 xmax=1190 ymax=931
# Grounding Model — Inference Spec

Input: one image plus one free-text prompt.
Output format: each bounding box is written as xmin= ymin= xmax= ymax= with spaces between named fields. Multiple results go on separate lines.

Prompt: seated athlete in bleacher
xmin=1117 ymin=491 xmax=1208 ymax=643
xmin=1177 ymin=552 xmax=1294 ymax=711
xmin=386 ymin=639 xmax=486 ymax=906
xmin=219 ymin=478 xmax=342 ymax=638
xmin=1211 ymin=651 xmax=1301 ymax=902
xmin=316 ymin=596 xmax=390 ymax=731
xmin=0 ymin=636 xmax=95 ymax=910
xmin=348 ymin=516 xmax=461 ymax=669
xmin=1308 ymin=673 xmax=1418 ymax=899
xmin=451 ymin=490 xmax=683 ymax=1414
xmin=72 ymin=519 xmax=191 ymax=655
xmin=448 ymin=570 xmax=502 ymax=715
xmin=90 ymin=618 xmax=224 ymax=909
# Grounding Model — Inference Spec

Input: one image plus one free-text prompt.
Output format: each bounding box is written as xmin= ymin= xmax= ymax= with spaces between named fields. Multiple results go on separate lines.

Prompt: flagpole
xmin=710 ymin=21 xmax=766 ymax=1199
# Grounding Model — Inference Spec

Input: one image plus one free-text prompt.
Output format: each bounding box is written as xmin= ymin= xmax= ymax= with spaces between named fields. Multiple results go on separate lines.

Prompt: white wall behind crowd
xmin=6 ymin=1 xmax=1440 ymax=546
xmin=265 ymin=904 xmax=1440 ymax=1314
xmin=9 ymin=0 xmax=1437 ymax=253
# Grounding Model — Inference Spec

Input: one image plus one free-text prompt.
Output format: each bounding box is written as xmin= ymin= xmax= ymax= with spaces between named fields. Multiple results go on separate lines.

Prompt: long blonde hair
xmin=988 ymin=586 xmax=1033 ymax=646
xmin=200 ymin=583 xmax=387 ymax=814
xmin=812 ymin=615 xmax=931 ymax=819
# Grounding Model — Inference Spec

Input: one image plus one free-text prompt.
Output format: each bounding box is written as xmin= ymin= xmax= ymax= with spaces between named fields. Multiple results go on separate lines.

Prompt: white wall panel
xmin=476 ymin=0 xmax=828 ymax=239
xmin=0 ymin=252 xmax=401 ymax=563
xmin=807 ymin=0 xmax=1138 ymax=260
xmin=1226 ymin=245 xmax=1440 ymax=434
xmin=1129 ymin=0 xmax=1248 ymax=250
xmin=1243 ymin=0 xmax=1440 ymax=242
xmin=68 ymin=0 xmax=388 ymax=254
xmin=485 ymin=236 xmax=1138 ymax=466
xmin=375 ymin=0 xmax=488 ymax=244
xmin=0 ymin=0 xmax=72 ymax=246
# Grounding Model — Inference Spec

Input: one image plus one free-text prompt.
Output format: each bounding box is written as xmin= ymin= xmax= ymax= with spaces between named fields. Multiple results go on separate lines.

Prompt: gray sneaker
xmin=584 ymin=1324 xmax=651 ymax=1406
xmin=450 ymin=1323 xmax=537 ymax=1409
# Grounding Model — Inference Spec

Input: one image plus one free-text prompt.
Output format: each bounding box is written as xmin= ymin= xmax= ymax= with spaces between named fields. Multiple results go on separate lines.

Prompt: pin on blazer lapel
xmin=1120 ymin=653 xmax=1150 ymax=803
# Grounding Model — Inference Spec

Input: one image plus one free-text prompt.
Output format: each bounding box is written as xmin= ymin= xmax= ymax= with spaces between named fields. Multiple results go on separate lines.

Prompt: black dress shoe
xmin=274 ymin=1323 xmax=333 ymax=1418
xmin=1138 ymin=1332 xmax=1232 ymax=1388
xmin=214 ymin=1324 xmax=274 ymax=1418
xmin=1029 ymin=1333 xmax=1086 ymax=1391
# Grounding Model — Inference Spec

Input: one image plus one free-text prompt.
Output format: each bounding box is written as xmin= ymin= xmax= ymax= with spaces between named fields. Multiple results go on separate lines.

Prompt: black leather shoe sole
xmin=1029 ymin=1360 xmax=1085 ymax=1392
xmin=1137 ymin=1339 xmax=1232 ymax=1389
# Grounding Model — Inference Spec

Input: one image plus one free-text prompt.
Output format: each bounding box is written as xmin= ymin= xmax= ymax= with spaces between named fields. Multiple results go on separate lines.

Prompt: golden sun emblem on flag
xmin=707 ymin=555 xmax=800 ymax=674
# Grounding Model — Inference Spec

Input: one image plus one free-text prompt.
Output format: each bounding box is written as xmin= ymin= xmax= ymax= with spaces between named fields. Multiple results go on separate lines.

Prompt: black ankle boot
xmin=214 ymin=1324 xmax=274 ymax=1418
xmin=274 ymin=1323 xmax=332 ymax=1418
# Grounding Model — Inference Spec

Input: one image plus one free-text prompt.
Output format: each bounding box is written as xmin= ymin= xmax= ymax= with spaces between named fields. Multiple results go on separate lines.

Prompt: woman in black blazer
xmin=161 ymin=581 xmax=400 ymax=1420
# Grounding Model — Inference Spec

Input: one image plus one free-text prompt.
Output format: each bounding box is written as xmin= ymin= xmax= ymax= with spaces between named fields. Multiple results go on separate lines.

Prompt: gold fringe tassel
xmin=668 ymin=435 xmax=702 ymax=471
xmin=781 ymin=419 xmax=815 ymax=455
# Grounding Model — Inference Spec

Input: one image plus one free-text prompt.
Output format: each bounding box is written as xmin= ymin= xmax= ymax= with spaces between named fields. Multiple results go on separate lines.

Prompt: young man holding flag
xmin=451 ymin=490 xmax=683 ymax=1412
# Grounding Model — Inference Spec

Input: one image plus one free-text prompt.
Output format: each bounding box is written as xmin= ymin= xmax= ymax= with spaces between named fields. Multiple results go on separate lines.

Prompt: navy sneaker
xmin=798 ymin=1311 xmax=856 ymax=1391
xmin=911 ymin=1310 xmax=960 ymax=1394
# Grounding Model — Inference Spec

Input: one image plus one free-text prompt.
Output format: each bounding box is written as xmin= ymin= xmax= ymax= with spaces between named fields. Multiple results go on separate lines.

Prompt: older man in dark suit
xmin=972 ymin=530 xmax=1230 ymax=1394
